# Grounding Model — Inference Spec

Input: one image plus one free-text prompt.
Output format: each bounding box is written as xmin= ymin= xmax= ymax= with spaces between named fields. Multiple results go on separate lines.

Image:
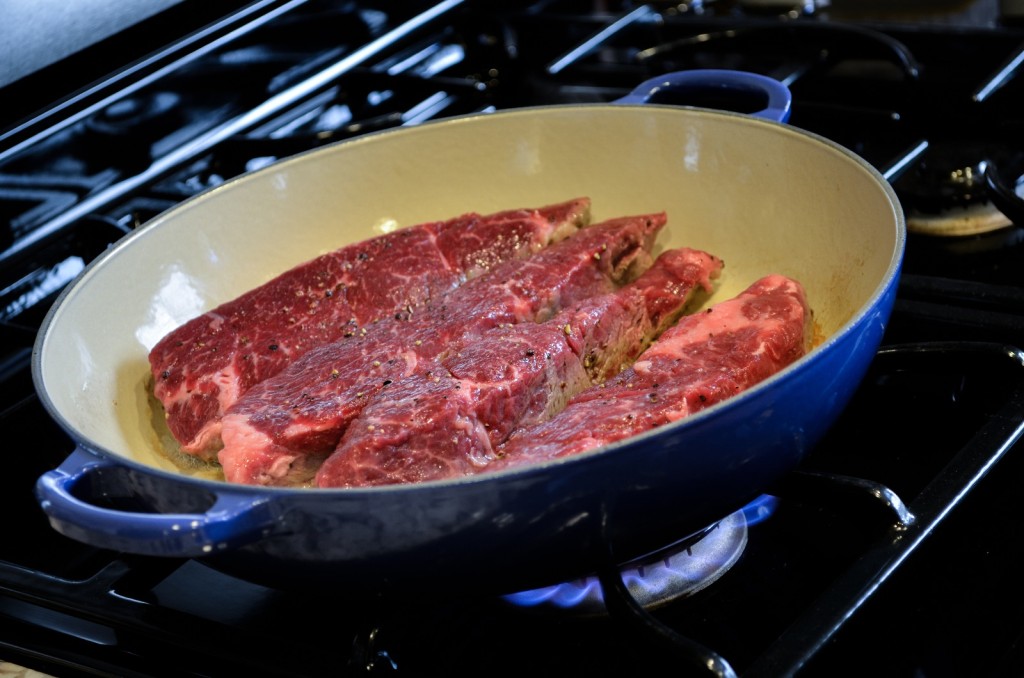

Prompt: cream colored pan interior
xmin=35 ymin=104 xmax=904 ymax=476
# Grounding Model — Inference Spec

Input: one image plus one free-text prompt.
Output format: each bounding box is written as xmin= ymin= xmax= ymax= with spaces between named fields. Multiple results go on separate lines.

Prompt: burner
xmin=905 ymin=198 xmax=1020 ymax=236
xmin=896 ymin=146 xmax=1024 ymax=236
xmin=504 ymin=505 xmax=757 ymax=616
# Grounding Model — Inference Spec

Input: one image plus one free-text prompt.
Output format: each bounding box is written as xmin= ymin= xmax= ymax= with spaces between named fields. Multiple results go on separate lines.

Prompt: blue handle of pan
xmin=615 ymin=69 xmax=792 ymax=123
xmin=35 ymin=447 xmax=277 ymax=557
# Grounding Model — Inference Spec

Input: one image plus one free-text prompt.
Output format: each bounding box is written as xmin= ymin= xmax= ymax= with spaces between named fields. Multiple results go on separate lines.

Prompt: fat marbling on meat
xmin=148 ymin=198 xmax=592 ymax=459
xmin=315 ymin=246 xmax=724 ymax=488
xmin=218 ymin=211 xmax=666 ymax=486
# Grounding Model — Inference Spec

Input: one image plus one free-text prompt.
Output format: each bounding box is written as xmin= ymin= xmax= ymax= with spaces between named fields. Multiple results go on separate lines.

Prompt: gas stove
xmin=3 ymin=1 xmax=1024 ymax=676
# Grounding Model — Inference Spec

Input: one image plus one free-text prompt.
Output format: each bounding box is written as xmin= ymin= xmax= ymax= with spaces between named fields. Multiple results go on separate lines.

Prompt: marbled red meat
xmin=218 ymin=212 xmax=666 ymax=486
xmin=315 ymin=246 xmax=724 ymax=488
xmin=486 ymin=274 xmax=812 ymax=472
xmin=148 ymin=198 xmax=591 ymax=458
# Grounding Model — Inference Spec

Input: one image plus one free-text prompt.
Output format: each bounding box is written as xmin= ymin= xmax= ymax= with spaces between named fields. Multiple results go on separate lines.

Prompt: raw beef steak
xmin=316 ymin=246 xmax=724 ymax=488
xmin=487 ymin=274 xmax=812 ymax=472
xmin=218 ymin=212 xmax=666 ymax=486
xmin=149 ymin=198 xmax=591 ymax=458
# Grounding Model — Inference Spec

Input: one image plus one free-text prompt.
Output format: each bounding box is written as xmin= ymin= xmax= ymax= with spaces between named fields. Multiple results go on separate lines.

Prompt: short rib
xmin=149 ymin=198 xmax=591 ymax=458
xmin=488 ymin=274 xmax=812 ymax=472
xmin=218 ymin=212 xmax=666 ymax=485
xmin=316 ymin=247 xmax=724 ymax=488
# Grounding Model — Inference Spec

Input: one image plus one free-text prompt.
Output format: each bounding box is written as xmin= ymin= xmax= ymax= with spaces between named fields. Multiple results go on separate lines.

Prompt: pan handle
xmin=616 ymin=69 xmax=792 ymax=123
xmin=35 ymin=447 xmax=278 ymax=557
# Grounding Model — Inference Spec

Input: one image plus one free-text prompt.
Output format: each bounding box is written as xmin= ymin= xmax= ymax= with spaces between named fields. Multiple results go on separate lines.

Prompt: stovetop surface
xmin=2 ymin=1 xmax=1024 ymax=676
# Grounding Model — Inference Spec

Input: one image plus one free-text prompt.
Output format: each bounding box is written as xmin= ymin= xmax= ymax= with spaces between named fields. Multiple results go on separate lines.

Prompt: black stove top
xmin=2 ymin=1 xmax=1024 ymax=676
